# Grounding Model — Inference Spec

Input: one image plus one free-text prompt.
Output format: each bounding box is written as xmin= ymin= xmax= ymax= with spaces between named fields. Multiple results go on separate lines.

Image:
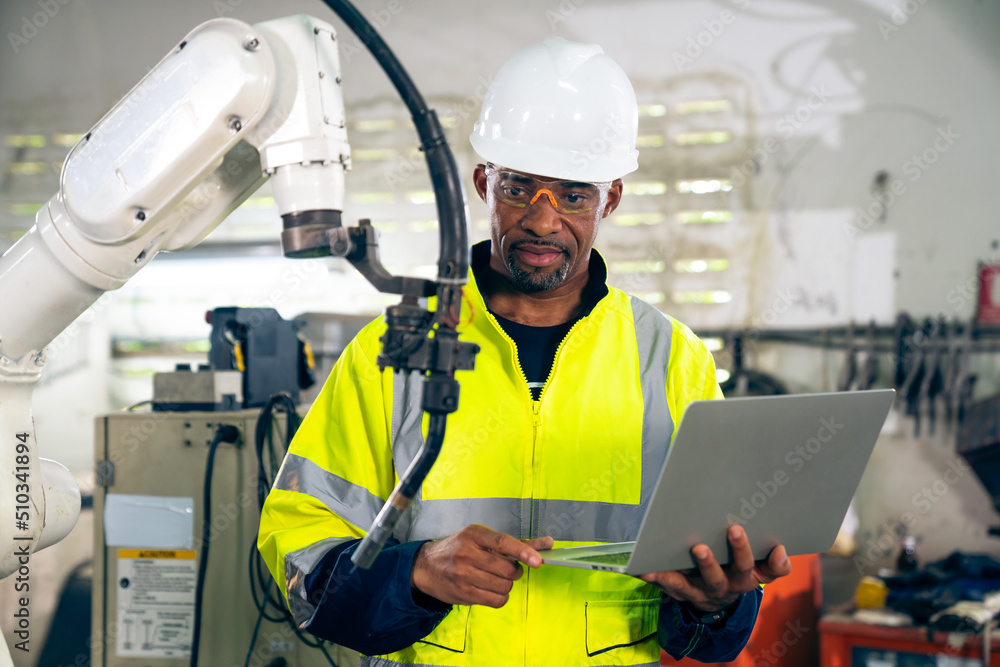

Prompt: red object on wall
xmin=660 ymin=554 xmax=821 ymax=667
xmin=978 ymin=263 xmax=1000 ymax=325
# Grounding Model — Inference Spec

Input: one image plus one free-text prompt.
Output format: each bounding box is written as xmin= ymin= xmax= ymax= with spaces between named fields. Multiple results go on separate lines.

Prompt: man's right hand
xmin=410 ymin=524 xmax=554 ymax=608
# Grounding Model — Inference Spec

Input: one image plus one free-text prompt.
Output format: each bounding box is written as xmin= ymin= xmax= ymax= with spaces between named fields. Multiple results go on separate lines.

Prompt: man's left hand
xmin=640 ymin=525 xmax=791 ymax=612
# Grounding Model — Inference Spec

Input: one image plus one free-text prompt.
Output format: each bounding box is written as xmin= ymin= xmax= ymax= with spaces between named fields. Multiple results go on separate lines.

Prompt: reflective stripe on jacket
xmin=258 ymin=250 xmax=726 ymax=666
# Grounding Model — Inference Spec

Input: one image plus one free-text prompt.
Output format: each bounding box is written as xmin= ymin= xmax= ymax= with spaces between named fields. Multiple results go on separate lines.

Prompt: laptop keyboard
xmin=565 ymin=551 xmax=632 ymax=566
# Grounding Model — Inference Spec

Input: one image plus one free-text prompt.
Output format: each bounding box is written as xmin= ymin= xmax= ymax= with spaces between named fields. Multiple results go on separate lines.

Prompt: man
xmin=258 ymin=37 xmax=790 ymax=665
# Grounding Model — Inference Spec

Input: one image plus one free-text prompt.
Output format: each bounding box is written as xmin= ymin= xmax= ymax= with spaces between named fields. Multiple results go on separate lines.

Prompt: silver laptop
xmin=539 ymin=389 xmax=895 ymax=575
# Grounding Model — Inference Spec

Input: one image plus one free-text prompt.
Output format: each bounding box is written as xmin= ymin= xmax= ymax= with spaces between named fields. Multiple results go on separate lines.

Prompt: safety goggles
xmin=485 ymin=165 xmax=610 ymax=215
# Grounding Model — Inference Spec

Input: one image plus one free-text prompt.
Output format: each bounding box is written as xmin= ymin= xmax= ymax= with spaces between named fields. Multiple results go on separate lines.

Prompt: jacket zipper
xmin=483 ymin=311 xmax=585 ymax=667
xmin=482 ymin=312 xmax=586 ymax=528
xmin=531 ymin=319 xmax=584 ymax=540
xmin=480 ymin=310 xmax=535 ymax=667
xmin=480 ymin=309 xmax=533 ymax=534
xmin=531 ymin=318 xmax=583 ymax=541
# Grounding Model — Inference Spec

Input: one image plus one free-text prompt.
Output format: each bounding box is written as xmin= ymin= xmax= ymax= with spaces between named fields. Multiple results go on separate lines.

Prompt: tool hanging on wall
xmin=897 ymin=318 xmax=927 ymax=432
xmin=838 ymin=319 xmax=880 ymax=392
xmin=943 ymin=318 xmax=961 ymax=427
xmin=951 ymin=317 xmax=978 ymax=427
xmin=917 ymin=317 xmax=945 ymax=437
xmin=893 ymin=313 xmax=916 ymax=389
xmin=726 ymin=331 xmax=749 ymax=396
xmin=838 ymin=320 xmax=857 ymax=392
xmin=858 ymin=320 xmax=880 ymax=391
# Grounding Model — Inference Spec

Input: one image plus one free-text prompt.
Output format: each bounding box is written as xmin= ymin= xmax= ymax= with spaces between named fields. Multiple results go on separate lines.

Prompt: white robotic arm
xmin=0 ymin=14 xmax=350 ymax=580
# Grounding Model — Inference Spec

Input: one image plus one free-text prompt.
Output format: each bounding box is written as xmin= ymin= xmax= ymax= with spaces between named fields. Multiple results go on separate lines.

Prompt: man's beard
xmin=505 ymin=245 xmax=570 ymax=293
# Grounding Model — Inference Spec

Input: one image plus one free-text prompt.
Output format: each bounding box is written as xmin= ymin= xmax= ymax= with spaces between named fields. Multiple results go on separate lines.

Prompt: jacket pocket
xmin=585 ymin=598 xmax=659 ymax=657
xmin=415 ymin=605 xmax=472 ymax=653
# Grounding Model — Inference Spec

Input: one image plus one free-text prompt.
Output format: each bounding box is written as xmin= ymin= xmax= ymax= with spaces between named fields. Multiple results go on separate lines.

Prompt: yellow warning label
xmin=116 ymin=549 xmax=197 ymax=657
xmin=117 ymin=549 xmax=196 ymax=560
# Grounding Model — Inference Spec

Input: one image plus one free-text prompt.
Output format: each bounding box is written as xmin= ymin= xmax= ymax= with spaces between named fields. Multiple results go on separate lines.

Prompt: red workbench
xmin=820 ymin=616 xmax=1000 ymax=666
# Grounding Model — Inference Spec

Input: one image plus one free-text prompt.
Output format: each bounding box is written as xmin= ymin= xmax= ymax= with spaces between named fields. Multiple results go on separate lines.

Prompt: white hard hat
xmin=470 ymin=37 xmax=639 ymax=183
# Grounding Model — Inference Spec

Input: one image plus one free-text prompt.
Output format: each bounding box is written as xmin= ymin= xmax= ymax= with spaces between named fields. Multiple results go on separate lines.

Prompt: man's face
xmin=473 ymin=164 xmax=623 ymax=293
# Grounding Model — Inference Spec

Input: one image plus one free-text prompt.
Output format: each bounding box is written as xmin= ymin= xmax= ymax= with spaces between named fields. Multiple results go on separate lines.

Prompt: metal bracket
xmin=96 ymin=460 xmax=116 ymax=487
xmin=0 ymin=347 xmax=46 ymax=381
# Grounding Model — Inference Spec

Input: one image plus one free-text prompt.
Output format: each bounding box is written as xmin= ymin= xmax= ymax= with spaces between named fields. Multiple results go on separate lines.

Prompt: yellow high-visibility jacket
xmin=259 ymin=245 xmax=758 ymax=666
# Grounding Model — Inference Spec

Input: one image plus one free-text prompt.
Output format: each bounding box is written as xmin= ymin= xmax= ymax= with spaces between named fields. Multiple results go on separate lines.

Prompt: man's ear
xmin=473 ymin=163 xmax=489 ymax=203
xmin=602 ymin=179 xmax=624 ymax=218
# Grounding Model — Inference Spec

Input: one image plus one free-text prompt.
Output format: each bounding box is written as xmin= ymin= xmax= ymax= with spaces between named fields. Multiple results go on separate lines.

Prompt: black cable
xmin=254 ymin=393 xmax=299 ymax=507
xmin=254 ymin=543 xmax=286 ymax=613
xmin=245 ymin=393 xmax=337 ymax=662
xmin=191 ymin=424 xmax=241 ymax=667
xmin=399 ymin=412 xmax=447 ymax=498
xmin=317 ymin=0 xmax=468 ymax=283
xmin=247 ymin=539 xmax=285 ymax=623
xmin=319 ymin=643 xmax=339 ymax=666
xmin=244 ymin=580 xmax=271 ymax=667
xmin=251 ymin=396 xmax=295 ymax=618
xmin=291 ymin=624 xmax=325 ymax=649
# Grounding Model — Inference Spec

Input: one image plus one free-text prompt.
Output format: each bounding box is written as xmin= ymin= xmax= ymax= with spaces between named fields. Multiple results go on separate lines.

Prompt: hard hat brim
xmin=470 ymin=133 xmax=638 ymax=183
